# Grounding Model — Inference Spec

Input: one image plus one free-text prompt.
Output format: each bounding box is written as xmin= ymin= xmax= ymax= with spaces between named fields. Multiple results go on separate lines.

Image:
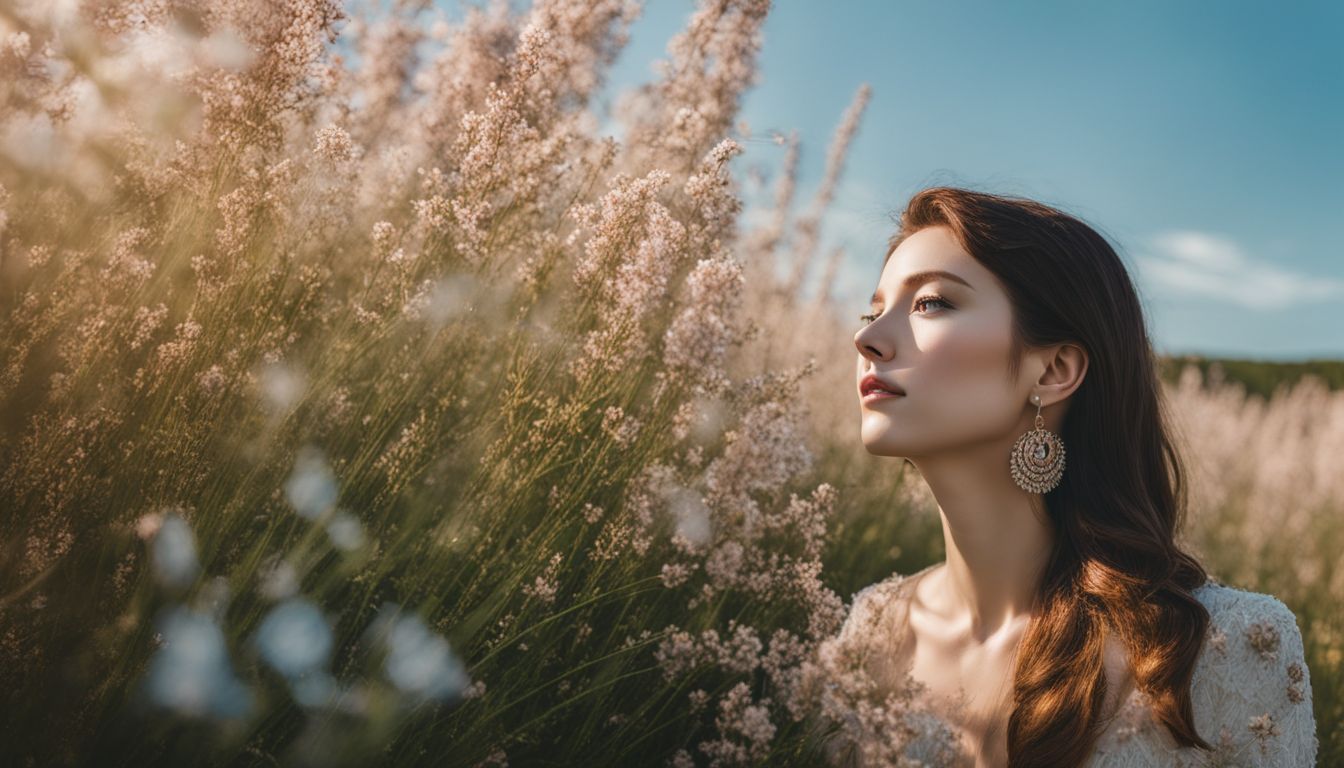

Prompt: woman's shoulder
xmin=1092 ymin=576 xmax=1317 ymax=766
xmin=1192 ymin=575 xmax=1300 ymax=631
xmin=1187 ymin=576 xmax=1313 ymax=711
xmin=1188 ymin=576 xmax=1313 ymax=706
xmin=806 ymin=563 xmax=964 ymax=767
xmin=836 ymin=563 xmax=939 ymax=645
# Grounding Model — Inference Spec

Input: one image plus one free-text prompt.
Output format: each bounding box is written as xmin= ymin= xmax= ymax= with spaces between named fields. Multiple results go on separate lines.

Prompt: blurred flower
xmin=200 ymin=576 xmax=232 ymax=620
xmin=284 ymin=446 xmax=338 ymax=520
xmin=401 ymin=273 xmax=501 ymax=329
xmin=254 ymin=598 xmax=333 ymax=679
xmin=258 ymin=360 xmax=307 ymax=412
xmin=136 ymin=511 xmax=164 ymax=541
xmin=368 ymin=603 xmax=471 ymax=703
xmin=143 ymin=605 xmax=254 ymax=719
xmin=672 ymin=394 xmax=730 ymax=445
xmin=258 ymin=556 xmax=299 ymax=601
xmin=198 ymin=26 xmax=255 ymax=71
xmin=150 ymin=510 xmax=199 ymax=590
xmin=325 ymin=510 xmax=366 ymax=551
xmin=667 ymin=486 xmax=712 ymax=547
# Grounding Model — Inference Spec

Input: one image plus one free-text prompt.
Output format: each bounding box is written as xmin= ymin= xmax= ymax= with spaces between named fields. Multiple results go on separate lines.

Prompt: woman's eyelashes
xmin=859 ymin=295 xmax=952 ymax=326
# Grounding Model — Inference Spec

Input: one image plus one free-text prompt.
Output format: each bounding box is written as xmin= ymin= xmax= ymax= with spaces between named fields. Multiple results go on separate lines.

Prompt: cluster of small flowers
xmin=521 ymin=551 xmax=564 ymax=606
xmin=181 ymin=0 xmax=345 ymax=156
xmin=796 ymin=629 xmax=961 ymax=767
xmin=313 ymin=123 xmax=358 ymax=165
xmin=662 ymin=255 xmax=744 ymax=391
xmin=681 ymin=138 xmax=745 ymax=241
xmin=600 ymin=406 xmax=642 ymax=448
xmin=339 ymin=8 xmax=424 ymax=141
xmin=562 ymin=165 xmax=699 ymax=388
xmin=473 ymin=746 xmax=509 ymax=768
xmin=696 ymin=681 xmax=776 ymax=766
xmin=653 ymin=619 xmax=763 ymax=682
xmin=450 ymin=24 xmax=562 ymax=203
xmin=214 ymin=158 xmax=299 ymax=258
xmin=569 ymin=170 xmax=670 ymax=291
xmin=142 ymin=319 xmax=203 ymax=385
xmin=197 ymin=364 xmax=230 ymax=395
xmin=410 ymin=0 xmax=516 ymax=157
xmin=371 ymin=220 xmax=398 ymax=255
xmin=660 ymin=562 xmax=696 ymax=589
xmin=581 ymin=502 xmax=604 ymax=524
xmin=1166 ymin=364 xmax=1344 ymax=588
xmin=617 ymin=0 xmax=771 ymax=170
xmin=100 ymin=227 xmax=156 ymax=293
xmin=524 ymin=0 xmax=641 ymax=108
xmin=373 ymin=409 xmax=430 ymax=491
xmin=599 ymin=461 xmax=680 ymax=560
xmin=21 ymin=519 xmax=76 ymax=583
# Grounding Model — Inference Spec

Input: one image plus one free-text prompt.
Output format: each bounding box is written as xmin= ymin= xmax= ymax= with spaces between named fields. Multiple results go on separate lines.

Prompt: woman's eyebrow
xmin=870 ymin=270 xmax=975 ymax=302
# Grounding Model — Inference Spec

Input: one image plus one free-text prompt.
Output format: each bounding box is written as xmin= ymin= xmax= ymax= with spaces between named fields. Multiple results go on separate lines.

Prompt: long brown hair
xmin=884 ymin=187 xmax=1214 ymax=766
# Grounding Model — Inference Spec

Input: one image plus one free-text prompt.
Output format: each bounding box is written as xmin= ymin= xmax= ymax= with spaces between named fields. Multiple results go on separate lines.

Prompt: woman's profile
xmin=804 ymin=187 xmax=1318 ymax=767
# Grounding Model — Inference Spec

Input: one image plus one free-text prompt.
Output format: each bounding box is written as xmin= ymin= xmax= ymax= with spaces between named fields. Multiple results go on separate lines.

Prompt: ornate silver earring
xmin=1010 ymin=393 xmax=1066 ymax=493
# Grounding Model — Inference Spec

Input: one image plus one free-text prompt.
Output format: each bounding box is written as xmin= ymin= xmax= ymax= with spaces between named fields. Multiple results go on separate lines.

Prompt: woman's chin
xmin=859 ymin=436 xmax=899 ymax=456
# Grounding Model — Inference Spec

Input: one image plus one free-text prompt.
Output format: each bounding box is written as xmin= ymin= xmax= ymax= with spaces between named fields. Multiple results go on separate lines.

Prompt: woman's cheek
xmin=916 ymin=316 xmax=1013 ymax=399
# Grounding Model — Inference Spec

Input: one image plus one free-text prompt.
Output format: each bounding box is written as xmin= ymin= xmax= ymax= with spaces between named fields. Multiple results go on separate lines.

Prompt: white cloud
xmin=1133 ymin=230 xmax=1344 ymax=310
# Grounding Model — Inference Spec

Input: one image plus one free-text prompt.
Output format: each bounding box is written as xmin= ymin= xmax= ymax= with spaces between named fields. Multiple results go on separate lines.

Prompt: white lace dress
xmin=804 ymin=564 xmax=1318 ymax=767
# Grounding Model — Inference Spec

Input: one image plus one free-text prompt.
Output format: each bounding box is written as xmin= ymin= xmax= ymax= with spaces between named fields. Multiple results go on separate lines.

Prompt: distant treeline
xmin=1157 ymin=355 xmax=1344 ymax=399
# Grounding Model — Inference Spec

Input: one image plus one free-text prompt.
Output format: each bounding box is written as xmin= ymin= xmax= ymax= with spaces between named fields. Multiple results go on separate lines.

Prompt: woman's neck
xmin=909 ymin=449 xmax=1055 ymax=643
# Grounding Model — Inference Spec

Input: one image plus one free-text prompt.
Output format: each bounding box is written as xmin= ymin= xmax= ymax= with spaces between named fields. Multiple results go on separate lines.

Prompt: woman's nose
xmin=855 ymin=330 xmax=887 ymax=362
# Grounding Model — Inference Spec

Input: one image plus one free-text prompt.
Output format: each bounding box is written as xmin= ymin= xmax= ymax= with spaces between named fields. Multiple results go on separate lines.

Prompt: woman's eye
xmin=861 ymin=296 xmax=951 ymax=326
xmin=913 ymin=295 xmax=951 ymax=314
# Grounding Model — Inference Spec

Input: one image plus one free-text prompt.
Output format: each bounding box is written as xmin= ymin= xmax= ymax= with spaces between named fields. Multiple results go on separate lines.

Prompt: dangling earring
xmin=1010 ymin=393 xmax=1066 ymax=493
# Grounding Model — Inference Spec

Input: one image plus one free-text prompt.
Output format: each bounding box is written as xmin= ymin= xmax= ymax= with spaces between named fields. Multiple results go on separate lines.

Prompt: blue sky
xmin=591 ymin=1 xmax=1344 ymax=361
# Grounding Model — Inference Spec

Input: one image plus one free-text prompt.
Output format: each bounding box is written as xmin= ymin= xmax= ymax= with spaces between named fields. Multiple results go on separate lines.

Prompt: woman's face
xmin=854 ymin=225 xmax=1036 ymax=459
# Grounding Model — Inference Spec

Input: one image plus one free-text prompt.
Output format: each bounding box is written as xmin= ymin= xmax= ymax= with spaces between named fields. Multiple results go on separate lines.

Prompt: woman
xmin=806 ymin=187 xmax=1318 ymax=767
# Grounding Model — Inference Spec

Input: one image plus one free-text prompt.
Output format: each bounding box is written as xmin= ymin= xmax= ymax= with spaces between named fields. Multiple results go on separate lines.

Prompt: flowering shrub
xmin=0 ymin=0 xmax=873 ymax=765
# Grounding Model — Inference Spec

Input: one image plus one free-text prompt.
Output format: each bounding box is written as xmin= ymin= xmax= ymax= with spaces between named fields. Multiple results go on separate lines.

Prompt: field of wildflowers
xmin=0 ymin=1 xmax=1339 ymax=766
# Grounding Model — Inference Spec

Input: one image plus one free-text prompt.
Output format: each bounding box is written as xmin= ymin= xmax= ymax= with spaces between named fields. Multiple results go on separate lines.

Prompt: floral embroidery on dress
xmin=1207 ymin=626 xmax=1227 ymax=656
xmin=1286 ymin=662 xmax=1306 ymax=704
xmin=1246 ymin=619 xmax=1281 ymax=662
xmin=1248 ymin=712 xmax=1282 ymax=756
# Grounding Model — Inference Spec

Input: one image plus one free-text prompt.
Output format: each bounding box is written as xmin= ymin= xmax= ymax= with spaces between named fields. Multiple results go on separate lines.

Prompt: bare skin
xmin=899 ymin=564 xmax=1136 ymax=766
xmin=854 ymin=226 xmax=1131 ymax=763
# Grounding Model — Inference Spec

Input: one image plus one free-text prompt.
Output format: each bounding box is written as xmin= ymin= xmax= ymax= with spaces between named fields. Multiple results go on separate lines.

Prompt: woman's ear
xmin=1035 ymin=342 xmax=1088 ymax=407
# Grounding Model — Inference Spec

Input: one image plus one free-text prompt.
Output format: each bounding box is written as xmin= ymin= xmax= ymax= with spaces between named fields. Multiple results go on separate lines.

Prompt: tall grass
xmin=0 ymin=1 xmax=1338 ymax=766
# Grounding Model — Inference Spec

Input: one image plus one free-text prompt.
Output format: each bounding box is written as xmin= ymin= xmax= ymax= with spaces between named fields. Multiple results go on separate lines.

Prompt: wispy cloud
xmin=1133 ymin=231 xmax=1344 ymax=310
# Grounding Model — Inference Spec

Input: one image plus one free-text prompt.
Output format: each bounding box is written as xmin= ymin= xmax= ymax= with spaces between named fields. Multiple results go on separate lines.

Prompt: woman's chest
xmin=904 ymin=633 xmax=1018 ymax=767
xmin=900 ymin=605 xmax=1138 ymax=766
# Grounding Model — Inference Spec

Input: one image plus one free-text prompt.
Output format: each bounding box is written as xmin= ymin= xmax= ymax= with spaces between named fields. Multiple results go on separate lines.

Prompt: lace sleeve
xmin=1194 ymin=590 xmax=1319 ymax=767
xmin=1087 ymin=585 xmax=1318 ymax=768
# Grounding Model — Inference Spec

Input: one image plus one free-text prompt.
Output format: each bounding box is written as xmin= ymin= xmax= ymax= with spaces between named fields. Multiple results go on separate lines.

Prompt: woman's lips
xmin=861 ymin=390 xmax=904 ymax=403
